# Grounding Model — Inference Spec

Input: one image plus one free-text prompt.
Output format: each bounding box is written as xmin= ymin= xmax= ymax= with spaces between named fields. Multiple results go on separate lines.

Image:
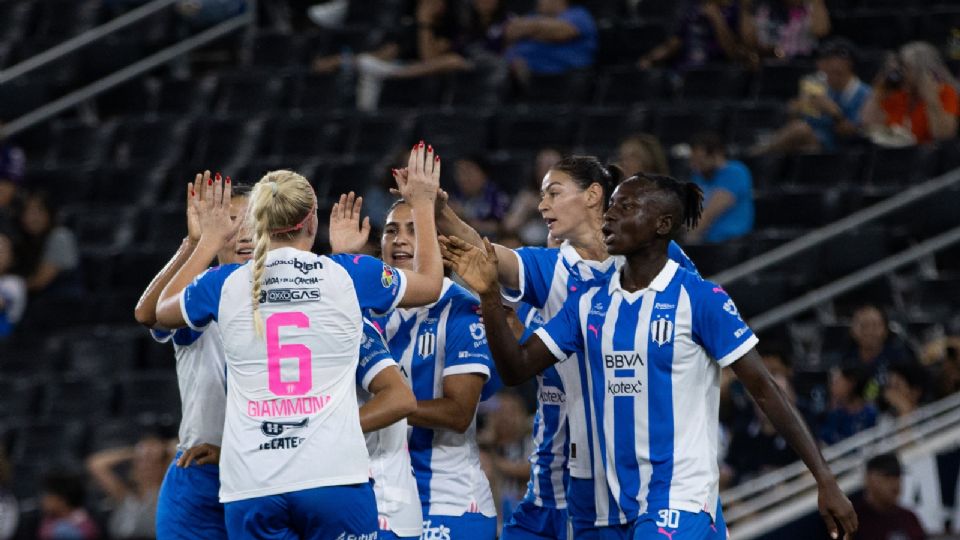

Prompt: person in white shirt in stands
xmin=154 ymin=142 xmax=443 ymax=539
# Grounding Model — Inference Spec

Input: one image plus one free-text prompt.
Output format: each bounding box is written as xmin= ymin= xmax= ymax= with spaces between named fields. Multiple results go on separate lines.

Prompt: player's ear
xmin=656 ymin=213 xmax=674 ymax=237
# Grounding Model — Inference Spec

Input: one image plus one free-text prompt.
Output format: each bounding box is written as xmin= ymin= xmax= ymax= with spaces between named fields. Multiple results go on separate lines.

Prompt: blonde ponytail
xmin=247 ymin=170 xmax=317 ymax=337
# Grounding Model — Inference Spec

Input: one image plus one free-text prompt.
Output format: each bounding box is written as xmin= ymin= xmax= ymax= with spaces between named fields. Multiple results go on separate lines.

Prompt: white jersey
xmin=379 ymin=279 xmax=497 ymax=518
xmin=150 ymin=324 xmax=227 ymax=449
xmin=180 ymin=247 xmax=406 ymax=503
xmin=356 ymin=319 xmax=422 ymax=538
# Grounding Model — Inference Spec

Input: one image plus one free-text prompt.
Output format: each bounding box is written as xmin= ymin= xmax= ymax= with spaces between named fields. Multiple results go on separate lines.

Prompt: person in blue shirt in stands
xmin=686 ymin=131 xmax=754 ymax=243
xmin=503 ymin=0 xmax=597 ymax=82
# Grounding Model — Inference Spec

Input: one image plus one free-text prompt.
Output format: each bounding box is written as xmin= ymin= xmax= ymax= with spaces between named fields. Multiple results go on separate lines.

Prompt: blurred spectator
xmin=686 ymin=131 xmax=754 ymax=243
xmin=882 ymin=363 xmax=927 ymax=419
xmin=819 ymin=366 xmax=877 ymax=445
xmin=724 ymin=373 xmax=798 ymax=484
xmin=503 ymin=0 xmax=598 ymax=83
xmin=0 ymin=449 xmax=17 ymax=540
xmin=0 ymin=123 xmax=26 ymax=234
xmin=13 ymin=193 xmax=80 ymax=295
xmin=462 ymin=0 xmax=508 ymax=59
xmin=175 ymin=0 xmax=246 ymax=27
xmin=863 ymin=41 xmax=960 ymax=145
xmin=842 ymin=305 xmax=918 ymax=403
xmin=502 ymin=147 xmax=562 ymax=245
xmin=478 ymin=390 xmax=532 ymax=523
xmin=742 ymin=0 xmax=830 ymax=60
xmin=0 ymin=233 xmax=26 ymax=339
xmin=449 ymin=155 xmax=510 ymax=238
xmin=364 ymin=151 xmax=410 ymax=232
xmin=39 ymin=471 xmax=100 ymax=540
xmin=616 ymin=133 xmax=669 ymax=176
xmin=752 ymin=38 xmax=870 ymax=154
xmin=638 ymin=0 xmax=751 ymax=70
xmin=86 ymin=434 xmax=169 ymax=539
xmin=721 ymin=346 xmax=791 ymax=437
xmin=924 ymin=337 xmax=960 ymax=400
xmin=852 ymin=453 xmax=926 ymax=540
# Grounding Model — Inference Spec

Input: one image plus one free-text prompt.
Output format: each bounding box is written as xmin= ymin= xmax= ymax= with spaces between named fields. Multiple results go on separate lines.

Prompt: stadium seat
xmin=680 ymin=241 xmax=749 ymax=278
xmin=79 ymin=36 xmax=144 ymax=82
xmin=679 ymin=65 xmax=750 ymax=101
xmin=650 ymin=105 xmax=724 ymax=147
xmin=379 ymin=76 xmax=447 ymax=109
xmin=448 ymin=68 xmax=505 ymax=107
xmin=44 ymin=120 xmax=111 ymax=168
xmin=755 ymin=62 xmax=811 ymax=100
xmin=155 ymin=76 xmax=213 ymax=115
xmin=786 ymin=151 xmax=860 ymax=187
xmin=345 ymin=111 xmax=416 ymax=156
xmin=517 ymin=70 xmax=594 ymax=105
xmin=724 ymin=273 xmax=795 ymax=319
xmin=818 ymin=226 xmax=890 ymax=279
xmin=593 ymin=67 xmax=668 ymax=105
xmin=42 ymin=376 xmax=115 ymax=421
xmin=494 ymin=108 xmax=575 ymax=151
xmin=752 ymin=188 xmax=828 ymax=229
xmin=726 ymin=102 xmax=788 ymax=148
xmin=265 ymin=114 xmax=346 ymax=159
xmin=184 ymin=116 xmax=258 ymax=172
xmin=110 ymin=116 xmax=184 ymax=169
xmin=0 ymin=378 xmax=40 ymax=421
xmin=118 ymin=372 xmax=181 ymax=418
xmin=287 ymin=72 xmax=344 ymax=112
xmin=322 ymin=159 xmax=379 ymax=201
xmin=249 ymin=31 xmax=300 ymax=68
xmin=95 ymin=79 xmax=154 ymax=118
xmin=574 ymin=107 xmax=647 ymax=156
xmin=65 ymin=330 xmax=139 ymax=377
xmin=10 ymin=420 xmax=86 ymax=464
xmin=832 ymin=11 xmax=913 ymax=50
xmin=215 ymin=71 xmax=284 ymax=114
xmin=486 ymin=152 xmax=535 ymax=194
xmin=863 ymin=145 xmax=923 ymax=187
xmin=416 ymin=110 xmax=493 ymax=157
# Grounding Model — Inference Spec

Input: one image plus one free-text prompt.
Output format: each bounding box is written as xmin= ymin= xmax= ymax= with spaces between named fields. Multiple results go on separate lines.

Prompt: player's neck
xmin=619 ymin=248 xmax=668 ymax=292
xmin=566 ymin=221 xmax=608 ymax=262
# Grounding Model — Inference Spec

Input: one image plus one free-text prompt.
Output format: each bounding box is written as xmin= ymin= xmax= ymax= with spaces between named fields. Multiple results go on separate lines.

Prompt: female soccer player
xmin=436 ymin=156 xmax=699 ymax=540
xmin=134 ymin=170 xmax=250 ymax=540
xmin=443 ymin=173 xmax=859 ymax=540
xmin=154 ymin=143 xmax=444 ymax=539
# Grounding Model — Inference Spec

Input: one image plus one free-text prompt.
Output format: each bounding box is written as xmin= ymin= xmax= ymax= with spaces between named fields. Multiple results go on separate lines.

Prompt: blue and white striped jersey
xmin=150 ymin=325 xmax=227 ymax=451
xmin=503 ymin=240 xmax=698 ymax=511
xmin=379 ymin=278 xmax=497 ymax=518
xmin=534 ymin=260 xmax=757 ymax=525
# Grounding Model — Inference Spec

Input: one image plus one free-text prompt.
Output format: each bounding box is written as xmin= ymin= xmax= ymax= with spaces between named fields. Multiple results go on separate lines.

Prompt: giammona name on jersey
xmin=247 ymin=395 xmax=332 ymax=418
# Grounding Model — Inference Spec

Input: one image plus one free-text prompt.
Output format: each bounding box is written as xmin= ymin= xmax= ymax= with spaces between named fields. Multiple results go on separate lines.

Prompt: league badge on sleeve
xmin=381 ymin=264 xmax=395 ymax=288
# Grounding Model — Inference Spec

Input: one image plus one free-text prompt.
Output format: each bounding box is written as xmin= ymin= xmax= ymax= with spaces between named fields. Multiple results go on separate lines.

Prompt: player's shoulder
xmin=515 ymin=245 xmax=561 ymax=263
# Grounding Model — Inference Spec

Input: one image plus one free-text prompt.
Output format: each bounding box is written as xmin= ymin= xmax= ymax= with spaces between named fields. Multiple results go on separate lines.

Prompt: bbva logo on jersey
xmin=650 ymin=316 xmax=674 ymax=347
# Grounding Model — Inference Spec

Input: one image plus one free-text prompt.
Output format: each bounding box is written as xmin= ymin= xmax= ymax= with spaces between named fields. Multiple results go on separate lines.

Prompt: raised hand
xmin=194 ymin=171 xmax=241 ymax=250
xmin=186 ymin=171 xmax=208 ymax=243
xmin=390 ymin=167 xmax=449 ymax=216
xmin=176 ymin=443 xmax=221 ymax=468
xmin=440 ymin=235 xmax=499 ymax=295
xmin=395 ymin=141 xmax=440 ymax=205
xmin=329 ymin=191 xmax=371 ymax=254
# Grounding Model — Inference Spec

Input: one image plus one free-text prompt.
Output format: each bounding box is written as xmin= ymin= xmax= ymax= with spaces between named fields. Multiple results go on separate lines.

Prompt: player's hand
xmin=440 ymin=235 xmax=498 ymax=295
xmin=818 ymin=479 xmax=857 ymax=539
xmin=186 ymin=171 xmax=208 ymax=243
xmin=329 ymin=191 xmax=371 ymax=254
xmin=195 ymin=171 xmax=241 ymax=250
xmin=396 ymin=141 xmax=439 ymax=206
xmin=390 ymin=169 xmax=449 ymax=218
xmin=177 ymin=443 xmax=221 ymax=467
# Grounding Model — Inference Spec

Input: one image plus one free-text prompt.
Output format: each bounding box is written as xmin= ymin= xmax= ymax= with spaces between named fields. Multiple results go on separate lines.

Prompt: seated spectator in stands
xmin=686 ymin=131 xmax=754 ymax=243
xmin=819 ymin=366 xmax=877 ymax=445
xmin=852 ymin=453 xmax=926 ymax=540
xmin=13 ymin=193 xmax=80 ymax=295
xmin=478 ymin=390 xmax=533 ymax=521
xmin=0 ymin=123 xmax=25 ymax=233
xmin=842 ymin=305 xmax=919 ymax=403
xmin=448 ymin=155 xmax=510 ymax=238
xmin=724 ymin=372 xmax=799 ymax=484
xmin=638 ymin=0 xmax=751 ymax=70
xmin=742 ymin=0 xmax=830 ymax=60
xmin=882 ymin=363 xmax=927 ymax=420
xmin=39 ymin=471 xmax=100 ymax=540
xmin=503 ymin=0 xmax=597 ymax=84
xmin=0 ymin=233 xmax=26 ymax=339
xmin=752 ymin=38 xmax=870 ymax=155
xmin=924 ymin=337 xmax=960 ymax=400
xmin=0 ymin=449 xmax=17 ymax=540
xmin=462 ymin=0 xmax=508 ymax=59
xmin=87 ymin=434 xmax=169 ymax=539
xmin=616 ymin=133 xmax=669 ymax=176
xmin=502 ymin=147 xmax=562 ymax=245
xmin=862 ymin=41 xmax=960 ymax=145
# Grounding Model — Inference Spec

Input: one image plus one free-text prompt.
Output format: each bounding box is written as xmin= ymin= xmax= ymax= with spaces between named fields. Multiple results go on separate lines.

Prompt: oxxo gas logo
xmin=259 ymin=288 xmax=321 ymax=304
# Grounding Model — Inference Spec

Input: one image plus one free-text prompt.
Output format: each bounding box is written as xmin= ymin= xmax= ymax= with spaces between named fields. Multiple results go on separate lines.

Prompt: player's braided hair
xmin=248 ymin=170 xmax=315 ymax=336
xmin=630 ymin=173 xmax=704 ymax=234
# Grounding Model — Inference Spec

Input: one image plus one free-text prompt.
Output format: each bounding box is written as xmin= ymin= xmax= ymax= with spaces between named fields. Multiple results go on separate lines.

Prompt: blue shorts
xmin=631 ymin=509 xmax=719 ymax=540
xmin=225 ymin=483 xmax=378 ymax=540
xmin=567 ymin=478 xmax=631 ymax=540
xmin=501 ymin=499 xmax=568 ymax=540
xmin=377 ymin=531 xmax=417 ymax=540
xmin=156 ymin=452 xmax=226 ymax=540
xmin=422 ymin=512 xmax=496 ymax=540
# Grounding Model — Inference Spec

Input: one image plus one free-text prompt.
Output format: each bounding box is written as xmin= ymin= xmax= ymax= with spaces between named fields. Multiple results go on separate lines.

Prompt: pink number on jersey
xmin=266 ymin=312 xmax=312 ymax=396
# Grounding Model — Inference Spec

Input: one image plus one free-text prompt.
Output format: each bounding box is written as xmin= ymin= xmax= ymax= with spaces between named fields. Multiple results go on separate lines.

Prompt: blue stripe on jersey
xmin=612 ymin=299 xmax=641 ymax=520
xmin=645 ymin=281 xmax=682 ymax=511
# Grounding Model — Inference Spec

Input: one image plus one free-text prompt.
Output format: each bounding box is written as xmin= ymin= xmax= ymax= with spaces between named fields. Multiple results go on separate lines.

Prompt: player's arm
xmin=361 ymin=366 xmax=417 ymax=432
xmin=408 ymin=373 xmax=485 ymax=433
xmin=156 ymin=174 xmax=240 ymax=328
xmin=393 ymin=143 xmax=444 ymax=307
xmin=732 ymin=349 xmax=858 ymax=539
xmin=135 ymin=175 xmax=206 ymax=328
xmin=442 ymin=236 xmax=559 ymax=385
xmin=85 ymin=447 xmax=134 ymax=501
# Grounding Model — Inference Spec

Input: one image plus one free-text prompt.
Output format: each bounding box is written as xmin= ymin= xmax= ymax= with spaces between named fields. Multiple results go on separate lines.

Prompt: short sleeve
xmin=559 ymin=7 xmax=596 ymax=38
xmin=150 ymin=327 xmax=204 ymax=347
xmin=328 ymin=254 xmax=406 ymax=317
xmin=691 ymin=281 xmax=759 ymax=367
xmin=515 ymin=302 xmax=546 ymax=345
xmin=941 ymin=84 xmax=959 ymax=115
xmin=533 ymin=294 xmax=584 ymax=362
xmin=442 ymin=299 xmax=494 ymax=381
xmin=502 ymin=247 xmax=559 ymax=307
xmin=356 ymin=319 xmax=397 ymax=391
xmin=714 ymin=163 xmax=752 ymax=200
xmin=668 ymin=241 xmax=701 ymax=278
xmin=180 ymin=264 xmax=240 ymax=331
xmin=0 ymin=276 xmax=27 ymax=324
xmin=42 ymin=228 xmax=79 ymax=271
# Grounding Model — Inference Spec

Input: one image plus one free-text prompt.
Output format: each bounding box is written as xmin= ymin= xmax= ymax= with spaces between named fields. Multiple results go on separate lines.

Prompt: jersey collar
xmin=608 ymin=259 xmax=679 ymax=302
xmin=559 ymin=240 xmax=622 ymax=273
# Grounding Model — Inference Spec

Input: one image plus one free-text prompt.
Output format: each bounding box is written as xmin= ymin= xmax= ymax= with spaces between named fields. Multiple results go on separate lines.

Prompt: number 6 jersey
xmin=180 ymin=246 xmax=406 ymax=503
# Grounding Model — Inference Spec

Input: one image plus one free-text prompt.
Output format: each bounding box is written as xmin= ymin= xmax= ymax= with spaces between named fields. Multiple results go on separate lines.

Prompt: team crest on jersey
xmin=417 ymin=332 xmax=436 ymax=357
xmin=381 ymin=265 xmax=395 ymax=287
xmin=650 ymin=315 xmax=674 ymax=346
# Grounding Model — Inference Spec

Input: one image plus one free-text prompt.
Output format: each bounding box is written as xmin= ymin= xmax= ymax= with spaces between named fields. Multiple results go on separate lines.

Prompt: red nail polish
xmin=419 ymin=141 xmax=424 ymax=148
xmin=435 ymin=155 xmax=440 ymax=161
xmin=226 ymin=176 xmax=231 ymax=184
xmin=208 ymin=179 xmax=213 ymax=186
xmin=191 ymin=190 xmax=195 ymax=196
xmin=427 ymin=145 xmax=433 ymax=152
xmin=215 ymin=172 xmax=221 ymax=181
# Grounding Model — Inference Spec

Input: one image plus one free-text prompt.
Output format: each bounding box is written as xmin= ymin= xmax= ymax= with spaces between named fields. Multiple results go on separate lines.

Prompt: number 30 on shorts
xmin=656 ymin=509 xmax=681 ymax=529
xmin=266 ymin=312 xmax=312 ymax=396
